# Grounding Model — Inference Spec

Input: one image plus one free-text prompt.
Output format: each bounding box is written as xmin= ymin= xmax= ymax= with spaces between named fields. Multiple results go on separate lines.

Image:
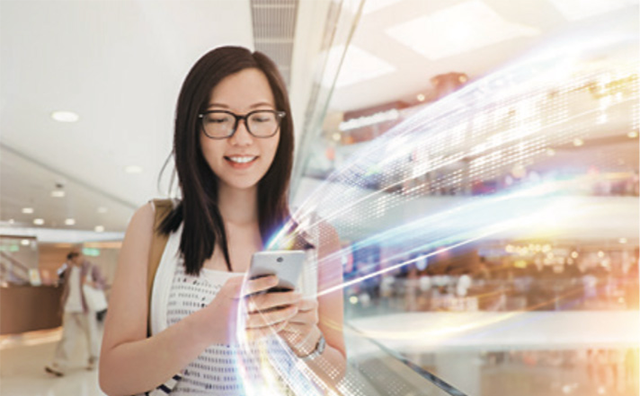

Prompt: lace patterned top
xmin=148 ymin=219 xmax=320 ymax=396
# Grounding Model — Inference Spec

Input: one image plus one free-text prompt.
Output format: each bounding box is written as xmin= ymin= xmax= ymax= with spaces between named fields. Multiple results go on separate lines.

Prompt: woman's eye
xmin=252 ymin=116 xmax=274 ymax=123
xmin=206 ymin=116 xmax=230 ymax=124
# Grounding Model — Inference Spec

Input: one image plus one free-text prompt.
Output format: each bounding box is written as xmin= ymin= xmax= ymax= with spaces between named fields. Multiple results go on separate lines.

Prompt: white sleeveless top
xmin=149 ymin=221 xmax=321 ymax=396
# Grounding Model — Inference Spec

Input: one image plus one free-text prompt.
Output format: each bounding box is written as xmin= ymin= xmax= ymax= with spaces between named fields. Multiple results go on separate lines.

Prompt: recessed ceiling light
xmin=573 ymin=138 xmax=584 ymax=146
xmin=320 ymin=44 xmax=396 ymax=88
xmin=21 ymin=239 xmax=30 ymax=246
xmin=95 ymin=225 xmax=105 ymax=232
xmin=124 ymin=165 xmax=143 ymax=174
xmin=22 ymin=208 xmax=34 ymax=214
xmin=628 ymin=131 xmax=638 ymax=138
xmin=362 ymin=0 xmax=404 ymax=14
xmin=546 ymin=148 xmax=556 ymax=156
xmin=33 ymin=218 xmax=45 ymax=225
xmin=65 ymin=219 xmax=76 ymax=226
xmin=51 ymin=111 xmax=79 ymax=123
xmin=619 ymin=238 xmax=628 ymax=244
xmin=386 ymin=0 xmax=539 ymax=60
xmin=417 ymin=94 xmax=426 ymax=102
xmin=51 ymin=190 xmax=65 ymax=198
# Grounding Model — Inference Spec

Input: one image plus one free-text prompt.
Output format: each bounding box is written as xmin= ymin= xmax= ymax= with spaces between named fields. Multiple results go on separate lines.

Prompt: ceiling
xmin=0 ymin=0 xmax=637 ymax=238
xmin=0 ymin=0 xmax=324 ymax=235
xmin=0 ymin=0 xmax=258 ymax=232
xmin=327 ymin=0 xmax=639 ymax=111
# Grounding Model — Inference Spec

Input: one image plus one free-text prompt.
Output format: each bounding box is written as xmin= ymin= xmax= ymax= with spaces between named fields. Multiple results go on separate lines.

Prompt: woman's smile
xmin=224 ymin=155 xmax=259 ymax=169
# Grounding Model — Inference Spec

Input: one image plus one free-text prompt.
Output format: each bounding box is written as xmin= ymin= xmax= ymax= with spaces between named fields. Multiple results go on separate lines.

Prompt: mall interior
xmin=0 ymin=1 xmax=639 ymax=395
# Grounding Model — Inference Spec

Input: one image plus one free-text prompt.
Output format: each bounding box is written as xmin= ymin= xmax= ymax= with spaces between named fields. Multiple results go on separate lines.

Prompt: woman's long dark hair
xmin=159 ymin=46 xmax=295 ymax=275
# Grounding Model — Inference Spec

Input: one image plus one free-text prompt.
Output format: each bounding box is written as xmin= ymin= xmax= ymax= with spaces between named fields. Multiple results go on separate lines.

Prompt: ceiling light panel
xmin=362 ymin=0 xmax=404 ymax=14
xmin=51 ymin=111 xmax=79 ymax=123
xmin=548 ymin=0 xmax=637 ymax=21
xmin=321 ymin=44 xmax=396 ymax=88
xmin=385 ymin=0 xmax=540 ymax=60
xmin=124 ymin=165 xmax=143 ymax=174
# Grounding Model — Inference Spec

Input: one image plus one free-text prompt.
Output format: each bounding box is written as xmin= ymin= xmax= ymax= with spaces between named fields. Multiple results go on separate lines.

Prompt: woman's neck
xmin=217 ymin=184 xmax=258 ymax=226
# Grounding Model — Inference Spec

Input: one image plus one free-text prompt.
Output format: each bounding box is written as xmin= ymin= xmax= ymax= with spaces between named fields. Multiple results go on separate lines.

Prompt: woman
xmin=99 ymin=46 xmax=346 ymax=395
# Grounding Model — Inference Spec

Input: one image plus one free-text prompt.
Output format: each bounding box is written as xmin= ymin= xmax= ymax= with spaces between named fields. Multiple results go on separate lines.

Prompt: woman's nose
xmin=230 ymin=119 xmax=253 ymax=146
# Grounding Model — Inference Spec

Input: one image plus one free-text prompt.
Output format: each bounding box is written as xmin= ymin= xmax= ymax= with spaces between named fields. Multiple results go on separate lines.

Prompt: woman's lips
xmin=224 ymin=156 xmax=258 ymax=169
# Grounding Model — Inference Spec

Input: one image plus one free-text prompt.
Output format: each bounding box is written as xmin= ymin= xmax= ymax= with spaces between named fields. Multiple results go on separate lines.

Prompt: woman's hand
xmin=201 ymin=275 xmax=301 ymax=344
xmin=244 ymin=287 xmax=302 ymax=340
xmin=277 ymin=298 xmax=322 ymax=357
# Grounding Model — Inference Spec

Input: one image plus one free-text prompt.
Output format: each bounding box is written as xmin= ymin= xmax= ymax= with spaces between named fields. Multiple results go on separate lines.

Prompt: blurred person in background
xmin=45 ymin=249 xmax=106 ymax=376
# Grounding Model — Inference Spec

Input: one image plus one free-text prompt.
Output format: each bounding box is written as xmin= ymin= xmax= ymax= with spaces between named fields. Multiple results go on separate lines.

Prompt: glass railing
xmin=341 ymin=323 xmax=467 ymax=395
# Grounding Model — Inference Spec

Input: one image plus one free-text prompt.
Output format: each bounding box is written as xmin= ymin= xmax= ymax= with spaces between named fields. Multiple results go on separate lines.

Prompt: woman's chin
xmin=219 ymin=178 xmax=261 ymax=192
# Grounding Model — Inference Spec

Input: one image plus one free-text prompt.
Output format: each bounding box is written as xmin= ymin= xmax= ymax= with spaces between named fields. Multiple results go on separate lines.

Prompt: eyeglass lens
xmin=201 ymin=111 xmax=280 ymax=138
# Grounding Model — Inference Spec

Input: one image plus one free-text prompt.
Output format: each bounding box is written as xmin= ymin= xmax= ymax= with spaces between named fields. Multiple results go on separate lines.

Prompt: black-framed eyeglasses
xmin=198 ymin=110 xmax=286 ymax=139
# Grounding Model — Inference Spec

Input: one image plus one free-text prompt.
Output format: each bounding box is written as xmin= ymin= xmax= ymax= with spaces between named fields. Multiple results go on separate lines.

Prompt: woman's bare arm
xmin=99 ymin=203 xmax=215 ymax=395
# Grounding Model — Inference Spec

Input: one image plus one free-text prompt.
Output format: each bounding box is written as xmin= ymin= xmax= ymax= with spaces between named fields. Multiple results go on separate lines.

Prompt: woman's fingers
xmin=245 ymin=320 xmax=288 ymax=341
xmin=246 ymin=291 xmax=301 ymax=312
xmin=241 ymin=275 xmax=279 ymax=296
xmin=245 ymin=305 xmax=298 ymax=329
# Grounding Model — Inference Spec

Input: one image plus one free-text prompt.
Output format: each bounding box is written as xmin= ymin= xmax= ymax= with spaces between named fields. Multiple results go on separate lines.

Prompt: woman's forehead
xmin=208 ymin=68 xmax=275 ymax=110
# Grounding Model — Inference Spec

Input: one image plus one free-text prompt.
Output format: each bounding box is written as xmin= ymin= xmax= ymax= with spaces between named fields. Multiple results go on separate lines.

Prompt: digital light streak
xmin=277 ymin=61 xmax=637 ymax=255
xmin=238 ymin=20 xmax=638 ymax=394
xmin=318 ymin=195 xmax=582 ymax=298
xmin=236 ymin=280 xmax=326 ymax=395
xmin=285 ymin=178 xmax=576 ymax=275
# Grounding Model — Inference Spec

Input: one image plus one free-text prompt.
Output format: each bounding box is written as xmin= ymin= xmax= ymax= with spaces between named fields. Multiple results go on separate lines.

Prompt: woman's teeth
xmin=227 ymin=156 xmax=257 ymax=164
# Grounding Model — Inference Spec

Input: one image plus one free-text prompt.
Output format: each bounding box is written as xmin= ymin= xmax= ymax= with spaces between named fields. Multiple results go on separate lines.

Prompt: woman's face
xmin=200 ymin=68 xmax=280 ymax=192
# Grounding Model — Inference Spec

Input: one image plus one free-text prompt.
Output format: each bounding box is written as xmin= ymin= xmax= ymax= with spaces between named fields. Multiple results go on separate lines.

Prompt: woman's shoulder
xmin=126 ymin=198 xmax=177 ymax=235
xmin=126 ymin=202 xmax=156 ymax=237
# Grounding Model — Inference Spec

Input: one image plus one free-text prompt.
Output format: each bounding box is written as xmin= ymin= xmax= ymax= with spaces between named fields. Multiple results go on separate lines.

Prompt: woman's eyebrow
xmin=206 ymin=102 xmax=274 ymax=110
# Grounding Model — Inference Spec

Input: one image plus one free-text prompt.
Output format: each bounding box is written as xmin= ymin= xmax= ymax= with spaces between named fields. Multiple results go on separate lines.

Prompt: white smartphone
xmin=248 ymin=250 xmax=306 ymax=292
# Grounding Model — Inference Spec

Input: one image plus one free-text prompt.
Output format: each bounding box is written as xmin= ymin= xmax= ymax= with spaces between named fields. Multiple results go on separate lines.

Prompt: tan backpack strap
xmin=147 ymin=199 xmax=174 ymax=335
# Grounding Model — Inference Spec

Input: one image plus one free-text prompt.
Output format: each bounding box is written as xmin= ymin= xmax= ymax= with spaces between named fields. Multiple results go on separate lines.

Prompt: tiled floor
xmin=0 ymin=328 xmax=105 ymax=396
xmin=1 ymin=317 xmax=638 ymax=396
